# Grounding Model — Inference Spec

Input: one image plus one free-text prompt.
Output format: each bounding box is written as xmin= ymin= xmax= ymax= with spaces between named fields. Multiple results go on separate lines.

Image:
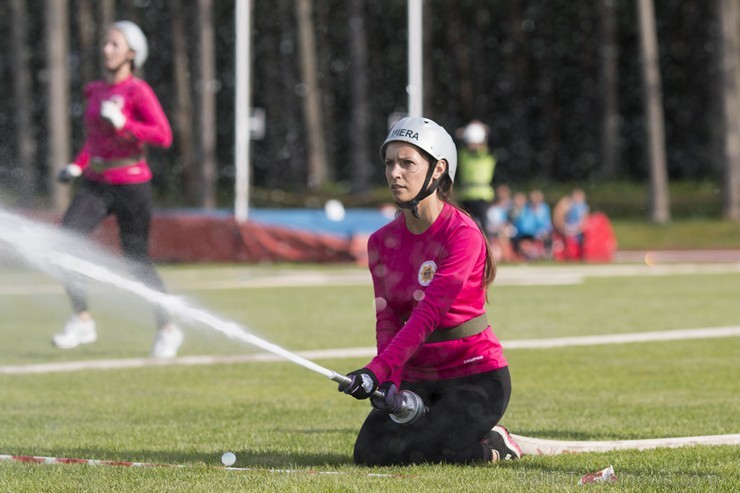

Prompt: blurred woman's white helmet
xmin=380 ymin=116 xmax=458 ymax=182
xmin=112 ymin=21 xmax=149 ymax=70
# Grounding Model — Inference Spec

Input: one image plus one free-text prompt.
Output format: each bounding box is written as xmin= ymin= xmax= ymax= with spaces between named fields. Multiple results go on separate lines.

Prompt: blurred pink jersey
xmin=73 ymin=76 xmax=172 ymax=184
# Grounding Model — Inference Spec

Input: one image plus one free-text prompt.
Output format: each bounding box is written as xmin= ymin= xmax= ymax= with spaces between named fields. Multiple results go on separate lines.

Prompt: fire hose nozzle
xmin=388 ymin=389 xmax=427 ymax=424
xmin=329 ymin=371 xmax=427 ymax=425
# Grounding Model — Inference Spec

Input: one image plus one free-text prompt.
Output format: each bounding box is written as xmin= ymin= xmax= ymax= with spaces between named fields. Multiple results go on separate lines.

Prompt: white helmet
xmin=462 ymin=122 xmax=487 ymax=145
xmin=381 ymin=116 xmax=458 ymax=182
xmin=112 ymin=21 xmax=149 ymax=70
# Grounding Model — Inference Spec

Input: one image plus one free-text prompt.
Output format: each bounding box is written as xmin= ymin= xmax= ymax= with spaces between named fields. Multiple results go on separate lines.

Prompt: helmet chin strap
xmin=396 ymin=162 xmax=440 ymax=219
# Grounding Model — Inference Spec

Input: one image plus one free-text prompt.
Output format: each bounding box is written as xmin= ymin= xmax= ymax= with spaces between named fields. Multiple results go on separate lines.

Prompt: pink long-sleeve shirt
xmin=365 ymin=203 xmax=508 ymax=385
xmin=73 ymin=76 xmax=172 ymax=184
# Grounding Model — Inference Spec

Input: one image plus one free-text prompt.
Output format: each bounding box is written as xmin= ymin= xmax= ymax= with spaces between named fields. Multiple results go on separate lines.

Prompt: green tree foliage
xmin=0 ymin=0 xmax=726 ymax=206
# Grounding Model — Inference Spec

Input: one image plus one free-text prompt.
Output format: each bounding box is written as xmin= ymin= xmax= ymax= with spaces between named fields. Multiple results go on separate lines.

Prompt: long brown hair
xmin=436 ymin=171 xmax=497 ymax=293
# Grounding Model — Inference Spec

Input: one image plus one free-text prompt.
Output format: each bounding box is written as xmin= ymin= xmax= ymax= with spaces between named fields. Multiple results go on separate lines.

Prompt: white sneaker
xmin=150 ymin=324 xmax=184 ymax=358
xmin=52 ymin=316 xmax=97 ymax=349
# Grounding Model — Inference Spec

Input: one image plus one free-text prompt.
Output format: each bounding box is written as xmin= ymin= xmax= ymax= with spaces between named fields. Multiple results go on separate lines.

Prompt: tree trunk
xmin=507 ymin=0 xmax=533 ymax=179
xmin=295 ymin=0 xmax=329 ymax=190
xmin=447 ymin=2 xmax=473 ymax=119
xmin=636 ymin=0 xmax=670 ymax=223
xmin=539 ymin=3 xmax=559 ymax=180
xmin=718 ymin=0 xmax=740 ymax=219
xmin=46 ymin=0 xmax=71 ymax=212
xmin=599 ymin=0 xmax=620 ymax=179
xmin=349 ymin=0 xmax=372 ymax=194
xmin=198 ymin=0 xmax=217 ymax=209
xmin=170 ymin=0 xmax=198 ymax=205
xmin=76 ymin=0 xmax=96 ymax=85
xmin=98 ymin=0 xmax=114 ymax=29
xmin=10 ymin=0 xmax=37 ymax=207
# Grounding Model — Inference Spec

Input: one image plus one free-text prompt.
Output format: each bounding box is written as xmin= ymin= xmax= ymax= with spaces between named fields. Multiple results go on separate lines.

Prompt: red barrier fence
xmin=25 ymin=212 xmax=368 ymax=264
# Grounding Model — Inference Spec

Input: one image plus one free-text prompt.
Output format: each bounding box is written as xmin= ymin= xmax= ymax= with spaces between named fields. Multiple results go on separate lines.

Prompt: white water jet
xmin=0 ymin=207 xmax=334 ymax=379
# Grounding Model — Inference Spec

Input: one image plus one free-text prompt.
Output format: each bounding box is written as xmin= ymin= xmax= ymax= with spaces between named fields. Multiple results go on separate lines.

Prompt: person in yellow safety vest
xmin=456 ymin=120 xmax=496 ymax=233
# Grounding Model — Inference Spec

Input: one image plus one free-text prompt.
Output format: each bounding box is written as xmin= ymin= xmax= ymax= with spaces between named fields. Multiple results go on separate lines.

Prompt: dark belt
xmin=89 ymin=156 xmax=142 ymax=173
xmin=424 ymin=313 xmax=489 ymax=344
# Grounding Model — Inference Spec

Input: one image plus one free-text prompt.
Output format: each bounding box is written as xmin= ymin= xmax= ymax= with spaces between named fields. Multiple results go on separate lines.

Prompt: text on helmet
xmin=390 ymin=128 xmax=419 ymax=140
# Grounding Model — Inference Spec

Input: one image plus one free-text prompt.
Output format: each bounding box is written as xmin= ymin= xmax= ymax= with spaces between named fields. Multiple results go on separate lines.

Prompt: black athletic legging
xmin=61 ymin=179 xmax=170 ymax=327
xmin=353 ymin=366 xmax=512 ymax=466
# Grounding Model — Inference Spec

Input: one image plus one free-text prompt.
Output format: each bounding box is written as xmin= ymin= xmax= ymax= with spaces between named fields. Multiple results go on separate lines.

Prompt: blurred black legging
xmin=353 ymin=366 xmax=511 ymax=466
xmin=61 ymin=179 xmax=170 ymax=327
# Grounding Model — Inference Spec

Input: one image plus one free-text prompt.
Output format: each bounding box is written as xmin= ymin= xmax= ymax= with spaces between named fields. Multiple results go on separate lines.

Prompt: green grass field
xmin=0 ymin=262 xmax=738 ymax=492
xmin=611 ymin=219 xmax=740 ymax=250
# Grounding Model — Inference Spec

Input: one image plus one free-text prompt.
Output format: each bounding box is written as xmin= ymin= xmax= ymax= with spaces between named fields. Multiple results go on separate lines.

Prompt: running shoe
xmin=150 ymin=324 xmax=184 ymax=358
xmin=52 ymin=316 xmax=97 ymax=349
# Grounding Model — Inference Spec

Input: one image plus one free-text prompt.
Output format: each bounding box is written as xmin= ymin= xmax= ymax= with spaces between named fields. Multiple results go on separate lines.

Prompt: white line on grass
xmin=503 ymin=326 xmax=740 ymax=349
xmin=4 ymin=262 xmax=740 ymax=295
xmin=0 ymin=454 xmax=407 ymax=477
xmin=1 ymin=326 xmax=738 ymax=375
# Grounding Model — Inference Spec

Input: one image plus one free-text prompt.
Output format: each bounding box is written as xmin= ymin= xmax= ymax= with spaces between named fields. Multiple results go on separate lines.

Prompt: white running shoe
xmin=52 ymin=316 xmax=97 ymax=349
xmin=150 ymin=324 xmax=184 ymax=358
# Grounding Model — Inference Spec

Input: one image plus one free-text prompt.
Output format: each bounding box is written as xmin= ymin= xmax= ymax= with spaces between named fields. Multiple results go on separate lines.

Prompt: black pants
xmin=353 ymin=366 xmax=512 ymax=466
xmin=461 ymin=199 xmax=490 ymax=233
xmin=61 ymin=179 xmax=170 ymax=327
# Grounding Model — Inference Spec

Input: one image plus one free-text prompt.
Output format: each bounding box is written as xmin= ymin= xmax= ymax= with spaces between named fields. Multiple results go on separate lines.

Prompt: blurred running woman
xmin=53 ymin=21 xmax=183 ymax=358
xmin=338 ymin=116 xmax=521 ymax=465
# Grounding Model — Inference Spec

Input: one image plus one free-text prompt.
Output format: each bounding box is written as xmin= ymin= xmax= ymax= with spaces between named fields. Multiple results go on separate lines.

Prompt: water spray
xmin=0 ymin=208 xmax=426 ymax=424
xmin=53 ymin=248 xmax=426 ymax=423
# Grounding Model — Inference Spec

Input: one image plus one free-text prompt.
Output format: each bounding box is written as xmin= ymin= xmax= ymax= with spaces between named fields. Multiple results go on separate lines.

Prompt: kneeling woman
xmin=339 ymin=116 xmax=521 ymax=465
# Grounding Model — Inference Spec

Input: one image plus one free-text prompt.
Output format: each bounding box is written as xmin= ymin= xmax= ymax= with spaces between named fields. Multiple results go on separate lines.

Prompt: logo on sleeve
xmin=418 ymin=260 xmax=437 ymax=286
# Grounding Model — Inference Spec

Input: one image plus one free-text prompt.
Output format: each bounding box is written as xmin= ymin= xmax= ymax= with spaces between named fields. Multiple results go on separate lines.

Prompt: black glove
xmin=338 ymin=368 xmax=378 ymax=400
xmin=370 ymin=382 xmax=406 ymax=414
xmin=57 ymin=164 xmax=81 ymax=183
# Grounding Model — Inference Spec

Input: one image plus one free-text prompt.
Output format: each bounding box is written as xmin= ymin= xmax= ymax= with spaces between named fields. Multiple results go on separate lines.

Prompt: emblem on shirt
xmin=418 ymin=260 xmax=437 ymax=286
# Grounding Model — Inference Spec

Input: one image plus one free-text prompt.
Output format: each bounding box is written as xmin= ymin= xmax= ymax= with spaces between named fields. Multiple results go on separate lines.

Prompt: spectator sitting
xmin=564 ymin=188 xmax=590 ymax=240
xmin=486 ymin=184 xmax=512 ymax=239
xmin=510 ymin=190 xmax=552 ymax=260
xmin=486 ymin=185 xmax=514 ymax=262
xmin=552 ymin=188 xmax=591 ymax=261
xmin=507 ymin=192 xmax=527 ymax=234
xmin=552 ymin=194 xmax=571 ymax=236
